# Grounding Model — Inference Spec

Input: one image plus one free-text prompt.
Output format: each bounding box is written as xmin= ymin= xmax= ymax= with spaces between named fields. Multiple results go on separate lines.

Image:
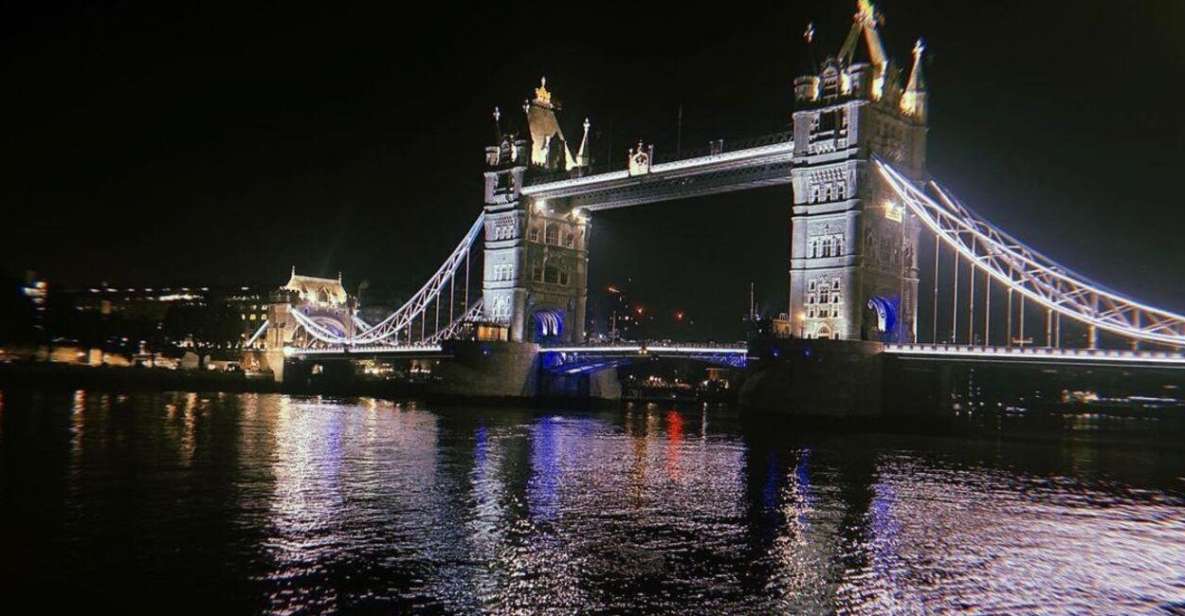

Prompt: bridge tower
xmin=789 ymin=1 xmax=927 ymax=342
xmin=482 ymin=78 xmax=591 ymax=343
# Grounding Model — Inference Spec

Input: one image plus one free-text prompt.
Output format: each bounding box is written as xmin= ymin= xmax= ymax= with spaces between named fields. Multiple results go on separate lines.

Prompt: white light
xmin=884 ymin=344 xmax=1185 ymax=366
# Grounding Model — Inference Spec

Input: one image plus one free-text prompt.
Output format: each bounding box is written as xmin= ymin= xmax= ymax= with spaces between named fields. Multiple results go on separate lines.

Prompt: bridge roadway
xmin=285 ymin=341 xmax=1185 ymax=370
xmin=521 ymin=132 xmax=794 ymax=211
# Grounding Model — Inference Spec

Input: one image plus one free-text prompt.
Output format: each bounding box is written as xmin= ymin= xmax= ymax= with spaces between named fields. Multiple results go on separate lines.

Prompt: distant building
xmin=281 ymin=268 xmax=348 ymax=306
xmin=56 ymin=283 xmax=273 ymax=351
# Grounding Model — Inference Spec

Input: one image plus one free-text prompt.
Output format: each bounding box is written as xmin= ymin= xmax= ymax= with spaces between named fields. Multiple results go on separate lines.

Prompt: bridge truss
xmin=283 ymin=213 xmax=487 ymax=351
xmin=877 ymin=158 xmax=1185 ymax=349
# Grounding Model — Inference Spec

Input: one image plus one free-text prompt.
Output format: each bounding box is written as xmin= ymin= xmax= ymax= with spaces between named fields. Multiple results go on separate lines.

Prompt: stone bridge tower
xmin=789 ymin=1 xmax=927 ymax=343
xmin=482 ymin=79 xmax=591 ymax=343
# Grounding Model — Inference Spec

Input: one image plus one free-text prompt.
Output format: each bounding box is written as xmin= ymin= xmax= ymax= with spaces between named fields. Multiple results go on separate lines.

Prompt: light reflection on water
xmin=1 ymin=390 xmax=1184 ymax=613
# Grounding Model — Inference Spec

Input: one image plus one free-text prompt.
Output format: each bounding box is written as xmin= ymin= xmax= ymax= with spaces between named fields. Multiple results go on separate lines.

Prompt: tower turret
xmin=788 ymin=1 xmax=928 ymax=343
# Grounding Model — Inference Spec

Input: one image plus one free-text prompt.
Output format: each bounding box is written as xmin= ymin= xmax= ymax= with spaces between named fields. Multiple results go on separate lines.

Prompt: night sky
xmin=4 ymin=1 xmax=1184 ymax=337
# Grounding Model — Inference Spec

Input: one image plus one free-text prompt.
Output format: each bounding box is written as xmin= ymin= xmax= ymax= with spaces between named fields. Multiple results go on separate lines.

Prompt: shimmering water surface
xmin=2 ymin=390 xmax=1185 ymax=614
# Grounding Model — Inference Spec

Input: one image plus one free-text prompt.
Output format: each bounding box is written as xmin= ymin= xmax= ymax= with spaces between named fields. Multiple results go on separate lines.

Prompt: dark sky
xmin=4 ymin=1 xmax=1184 ymax=336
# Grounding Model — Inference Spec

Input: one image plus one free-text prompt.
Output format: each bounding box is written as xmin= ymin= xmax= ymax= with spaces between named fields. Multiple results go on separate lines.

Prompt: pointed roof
xmin=525 ymin=77 xmax=578 ymax=170
xmin=282 ymin=269 xmax=348 ymax=306
xmin=838 ymin=0 xmax=886 ymax=69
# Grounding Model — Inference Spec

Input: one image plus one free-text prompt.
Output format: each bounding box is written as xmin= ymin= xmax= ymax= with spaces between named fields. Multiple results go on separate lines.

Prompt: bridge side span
xmin=877 ymin=159 xmax=1185 ymax=348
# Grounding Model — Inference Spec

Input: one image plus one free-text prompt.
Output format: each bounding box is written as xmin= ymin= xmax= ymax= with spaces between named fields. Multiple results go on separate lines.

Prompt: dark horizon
xmin=5 ymin=1 xmax=1185 ymax=336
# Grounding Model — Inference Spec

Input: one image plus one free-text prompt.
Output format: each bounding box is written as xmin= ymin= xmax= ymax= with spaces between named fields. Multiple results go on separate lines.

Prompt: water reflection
xmin=1 ymin=391 xmax=1184 ymax=613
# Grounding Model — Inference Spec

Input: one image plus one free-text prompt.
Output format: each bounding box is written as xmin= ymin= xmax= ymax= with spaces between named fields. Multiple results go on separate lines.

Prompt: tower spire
xmin=576 ymin=117 xmax=591 ymax=167
xmin=901 ymin=38 xmax=928 ymax=121
xmin=803 ymin=21 xmax=818 ymax=73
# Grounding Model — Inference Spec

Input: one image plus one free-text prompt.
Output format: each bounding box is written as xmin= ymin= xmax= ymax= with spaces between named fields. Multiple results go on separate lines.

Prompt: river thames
xmin=2 ymin=389 xmax=1184 ymax=613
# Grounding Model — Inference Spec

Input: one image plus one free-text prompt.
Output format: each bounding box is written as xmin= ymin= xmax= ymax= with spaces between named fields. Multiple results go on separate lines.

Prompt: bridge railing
xmin=543 ymin=341 xmax=749 ymax=354
xmin=885 ymin=343 xmax=1185 ymax=364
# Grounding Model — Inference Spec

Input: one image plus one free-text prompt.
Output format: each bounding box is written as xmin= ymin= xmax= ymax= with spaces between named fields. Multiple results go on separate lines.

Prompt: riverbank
xmin=0 ymin=362 xmax=278 ymax=394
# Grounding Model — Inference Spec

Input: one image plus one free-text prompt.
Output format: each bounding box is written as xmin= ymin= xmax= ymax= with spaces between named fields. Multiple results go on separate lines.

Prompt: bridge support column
xmin=263 ymin=349 xmax=287 ymax=383
xmin=739 ymin=339 xmax=884 ymax=417
xmin=429 ymin=341 xmax=542 ymax=399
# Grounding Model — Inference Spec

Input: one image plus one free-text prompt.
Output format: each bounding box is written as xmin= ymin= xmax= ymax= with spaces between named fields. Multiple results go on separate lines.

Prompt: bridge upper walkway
xmin=521 ymin=131 xmax=794 ymax=211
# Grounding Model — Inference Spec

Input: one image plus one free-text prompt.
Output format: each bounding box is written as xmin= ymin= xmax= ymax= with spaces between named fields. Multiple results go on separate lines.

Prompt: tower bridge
xmin=252 ymin=1 xmax=1185 ymax=404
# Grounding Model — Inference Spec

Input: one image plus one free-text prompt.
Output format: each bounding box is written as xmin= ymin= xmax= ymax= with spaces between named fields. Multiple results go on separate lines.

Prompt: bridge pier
xmin=428 ymin=341 xmax=623 ymax=401
xmin=538 ymin=369 xmax=623 ymax=401
xmin=263 ymin=348 xmax=287 ymax=383
xmin=739 ymin=339 xmax=884 ymax=417
xmin=429 ymin=341 xmax=542 ymax=399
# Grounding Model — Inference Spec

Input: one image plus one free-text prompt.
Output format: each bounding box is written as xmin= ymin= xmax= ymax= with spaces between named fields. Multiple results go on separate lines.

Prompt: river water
xmin=1 ymin=389 xmax=1184 ymax=614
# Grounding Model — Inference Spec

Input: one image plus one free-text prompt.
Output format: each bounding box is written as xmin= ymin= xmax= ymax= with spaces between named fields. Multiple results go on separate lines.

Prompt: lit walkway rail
xmin=885 ymin=343 xmax=1185 ymax=368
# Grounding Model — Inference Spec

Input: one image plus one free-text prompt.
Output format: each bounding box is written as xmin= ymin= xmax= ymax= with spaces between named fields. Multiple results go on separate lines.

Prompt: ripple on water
xmin=2 ymin=391 xmax=1184 ymax=614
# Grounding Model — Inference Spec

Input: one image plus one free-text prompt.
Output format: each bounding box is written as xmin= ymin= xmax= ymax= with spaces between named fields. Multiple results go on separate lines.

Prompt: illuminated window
xmin=545 ymin=225 xmax=559 ymax=245
xmin=528 ymin=227 xmax=541 ymax=242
